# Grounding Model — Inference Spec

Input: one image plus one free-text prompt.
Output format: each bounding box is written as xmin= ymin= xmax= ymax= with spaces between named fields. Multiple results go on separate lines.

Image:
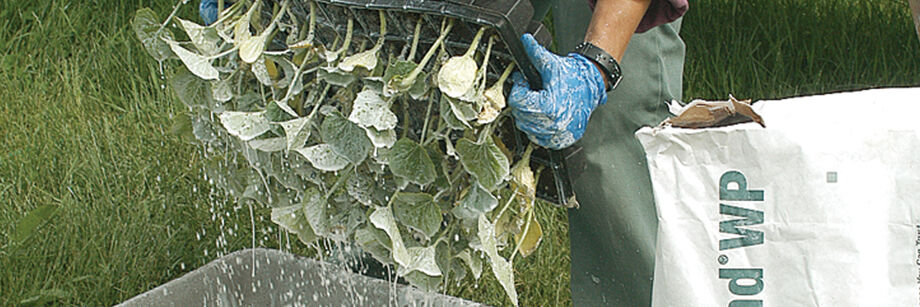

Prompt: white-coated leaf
xmin=396 ymin=245 xmax=442 ymax=277
xmin=301 ymin=188 xmax=328 ymax=236
xmin=437 ymin=56 xmax=477 ymax=99
xmin=318 ymin=67 xmax=356 ymax=88
xmin=218 ymin=111 xmax=271 ymax=141
xmin=271 ymin=203 xmax=317 ymax=244
xmin=210 ymin=78 xmax=233 ymax=102
xmin=456 ymin=136 xmax=511 ymax=191
xmin=278 ymin=116 xmax=312 ymax=151
xmin=295 ymin=144 xmax=349 ymax=172
xmin=239 ymin=34 xmax=267 ymax=64
xmin=177 ymin=17 xmax=220 ymax=56
xmin=387 ymin=138 xmax=436 ymax=186
xmin=445 ymin=96 xmax=477 ymax=129
xmin=364 ymin=127 xmax=396 ymax=148
xmin=370 ymin=206 xmax=411 ymax=271
xmin=348 ymin=89 xmax=397 ymax=131
xmin=166 ymin=40 xmax=219 ymax=80
xmin=478 ymin=215 xmax=518 ymax=306
xmin=455 ymin=250 xmax=483 ymax=280
xmin=478 ymin=85 xmax=505 ymax=124
xmin=248 ymin=137 xmax=286 ymax=152
xmin=251 ymin=58 xmax=273 ymax=86
xmin=338 ymin=47 xmax=379 ymax=72
xmin=133 ymin=8 xmax=174 ymax=62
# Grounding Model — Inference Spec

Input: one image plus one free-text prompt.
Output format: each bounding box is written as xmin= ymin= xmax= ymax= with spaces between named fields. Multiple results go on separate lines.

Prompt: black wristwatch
xmin=573 ymin=42 xmax=622 ymax=92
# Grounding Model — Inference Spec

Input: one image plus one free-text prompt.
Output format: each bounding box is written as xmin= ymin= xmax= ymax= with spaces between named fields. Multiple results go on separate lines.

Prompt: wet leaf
xmin=133 ymin=8 xmax=174 ymax=62
xmin=438 ymin=56 xmax=478 ymax=99
xmin=218 ymin=111 xmax=271 ymax=141
xmin=452 ymin=182 xmax=498 ymax=223
xmin=510 ymin=145 xmax=536 ymax=208
xmin=170 ymin=67 xmax=213 ymax=109
xmin=248 ymin=137 xmax=286 ymax=152
xmin=478 ymin=215 xmax=518 ymax=306
xmin=455 ymin=250 xmax=483 ymax=280
xmin=166 ymin=40 xmax=219 ymax=80
xmin=348 ymin=89 xmax=397 ymax=131
xmin=278 ymin=116 xmax=312 ymax=151
xmin=320 ymin=113 xmax=371 ymax=164
xmin=401 ymin=245 xmax=442 ymax=277
xmin=387 ymin=138 xmax=436 ymax=186
xmin=403 ymin=270 xmax=441 ymax=292
xmin=346 ymin=173 xmax=374 ymax=206
xmin=392 ymin=193 xmax=441 ymax=240
xmin=355 ymin=226 xmax=391 ymax=264
xmin=295 ymin=144 xmax=349 ymax=172
xmin=239 ymin=34 xmax=267 ymax=64
xmin=456 ymin=136 xmax=510 ymax=191
xmin=370 ymin=206 xmax=411 ymax=270
xmin=439 ymin=95 xmax=466 ymax=130
xmin=363 ymin=127 xmax=396 ymax=149
xmin=338 ymin=48 xmax=379 ymax=72
xmin=515 ymin=213 xmax=543 ymax=258
xmin=271 ymin=202 xmax=318 ymax=244
xmin=301 ymin=187 xmax=328 ymax=237
xmin=251 ymin=58 xmax=273 ymax=86
xmin=318 ymin=67 xmax=356 ymax=88
xmin=176 ymin=17 xmax=219 ymax=56
xmin=210 ymin=78 xmax=233 ymax=102
xmin=445 ymin=96 xmax=477 ymax=128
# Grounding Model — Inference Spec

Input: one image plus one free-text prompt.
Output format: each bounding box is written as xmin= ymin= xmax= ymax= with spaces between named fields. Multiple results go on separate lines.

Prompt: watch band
xmin=573 ymin=42 xmax=622 ymax=92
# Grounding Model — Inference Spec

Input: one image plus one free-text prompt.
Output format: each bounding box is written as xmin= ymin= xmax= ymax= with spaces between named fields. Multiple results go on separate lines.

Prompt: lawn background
xmin=1 ymin=0 xmax=918 ymax=305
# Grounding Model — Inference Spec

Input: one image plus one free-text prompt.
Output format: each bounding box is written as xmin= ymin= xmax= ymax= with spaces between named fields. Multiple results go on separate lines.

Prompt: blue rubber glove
xmin=508 ymin=34 xmax=608 ymax=150
xmin=199 ymin=0 xmax=219 ymax=25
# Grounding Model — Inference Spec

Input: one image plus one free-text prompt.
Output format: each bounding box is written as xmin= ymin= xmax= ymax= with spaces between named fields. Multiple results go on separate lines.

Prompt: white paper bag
xmin=636 ymin=88 xmax=920 ymax=307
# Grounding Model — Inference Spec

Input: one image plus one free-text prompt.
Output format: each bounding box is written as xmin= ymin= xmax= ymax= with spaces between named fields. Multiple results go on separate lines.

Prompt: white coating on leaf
xmin=278 ymin=116 xmax=312 ymax=152
xmin=177 ymin=18 xmax=219 ymax=56
xmin=239 ymin=34 xmax=267 ymax=64
xmin=349 ymin=89 xmax=397 ymax=131
xmin=166 ymin=40 xmax=218 ymax=80
xmin=338 ymin=47 xmax=379 ymax=72
xmin=248 ymin=137 xmax=286 ymax=152
xmin=364 ymin=127 xmax=396 ymax=148
xmin=295 ymin=144 xmax=349 ymax=172
xmin=218 ymin=111 xmax=271 ymax=141
xmin=437 ymin=56 xmax=477 ymax=99
xmin=370 ymin=206 xmax=411 ymax=272
xmin=478 ymin=215 xmax=518 ymax=306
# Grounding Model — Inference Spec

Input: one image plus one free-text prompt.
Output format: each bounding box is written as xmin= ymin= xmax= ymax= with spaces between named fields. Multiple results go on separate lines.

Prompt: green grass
xmin=1 ymin=0 xmax=918 ymax=306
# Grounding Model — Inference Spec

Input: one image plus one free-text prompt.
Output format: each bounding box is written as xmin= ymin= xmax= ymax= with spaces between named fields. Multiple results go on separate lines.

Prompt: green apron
xmin=532 ymin=1 xmax=686 ymax=305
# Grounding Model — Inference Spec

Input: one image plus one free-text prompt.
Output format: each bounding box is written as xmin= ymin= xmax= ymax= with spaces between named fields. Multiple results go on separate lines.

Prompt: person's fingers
xmin=520 ymin=34 xmax=556 ymax=78
xmin=508 ymin=72 xmax=542 ymax=113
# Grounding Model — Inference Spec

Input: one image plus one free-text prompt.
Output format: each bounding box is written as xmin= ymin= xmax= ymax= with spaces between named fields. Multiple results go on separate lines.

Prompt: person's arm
xmin=584 ymin=0 xmax=651 ymax=87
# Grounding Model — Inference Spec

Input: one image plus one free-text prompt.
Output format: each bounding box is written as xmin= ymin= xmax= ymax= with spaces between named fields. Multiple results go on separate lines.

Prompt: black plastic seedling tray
xmin=288 ymin=0 xmax=578 ymax=206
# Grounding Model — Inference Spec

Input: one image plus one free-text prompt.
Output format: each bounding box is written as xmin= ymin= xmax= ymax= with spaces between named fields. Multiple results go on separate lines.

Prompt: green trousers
xmin=537 ymin=1 xmax=686 ymax=305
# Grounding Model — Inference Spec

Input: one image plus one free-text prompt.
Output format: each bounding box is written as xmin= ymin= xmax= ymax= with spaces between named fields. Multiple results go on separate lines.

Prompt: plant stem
xmin=509 ymin=205 xmax=534 ymax=260
xmin=463 ymin=27 xmax=487 ymax=58
xmin=494 ymin=187 xmax=517 ymax=221
xmin=419 ymin=97 xmax=434 ymax=144
xmin=323 ymin=164 xmax=355 ymax=200
xmin=400 ymin=18 xmax=453 ymax=89
xmin=156 ymin=0 xmax=188 ymax=38
xmin=408 ymin=17 xmax=422 ymax=61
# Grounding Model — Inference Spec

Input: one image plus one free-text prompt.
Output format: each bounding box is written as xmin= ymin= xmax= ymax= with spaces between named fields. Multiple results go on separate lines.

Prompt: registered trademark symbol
xmin=718 ymin=254 xmax=729 ymax=265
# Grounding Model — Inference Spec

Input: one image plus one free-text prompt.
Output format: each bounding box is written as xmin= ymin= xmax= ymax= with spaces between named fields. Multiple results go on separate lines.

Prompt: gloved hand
xmin=508 ymin=34 xmax=608 ymax=150
xmin=199 ymin=0 xmax=219 ymax=25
